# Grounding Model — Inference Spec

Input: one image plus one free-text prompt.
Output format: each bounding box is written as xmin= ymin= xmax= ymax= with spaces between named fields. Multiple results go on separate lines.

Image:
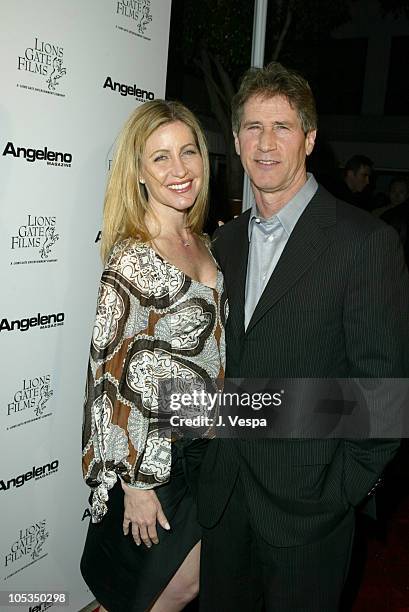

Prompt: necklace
xmin=152 ymin=232 xmax=192 ymax=250
xmin=177 ymin=229 xmax=191 ymax=247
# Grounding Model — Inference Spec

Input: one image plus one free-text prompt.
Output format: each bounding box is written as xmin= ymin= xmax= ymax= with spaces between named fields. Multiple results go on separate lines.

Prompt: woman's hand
xmin=121 ymin=481 xmax=171 ymax=548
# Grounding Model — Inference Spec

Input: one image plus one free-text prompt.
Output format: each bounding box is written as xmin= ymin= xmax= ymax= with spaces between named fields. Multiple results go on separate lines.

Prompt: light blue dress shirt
xmin=244 ymin=174 xmax=319 ymax=330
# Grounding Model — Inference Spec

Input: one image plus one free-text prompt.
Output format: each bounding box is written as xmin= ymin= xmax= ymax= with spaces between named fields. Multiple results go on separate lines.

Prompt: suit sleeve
xmin=342 ymin=225 xmax=409 ymax=506
xmin=82 ymin=241 xmax=171 ymax=523
xmin=211 ymin=226 xmax=223 ymax=264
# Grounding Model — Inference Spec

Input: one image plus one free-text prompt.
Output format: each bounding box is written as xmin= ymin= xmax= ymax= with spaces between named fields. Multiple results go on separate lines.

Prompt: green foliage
xmin=181 ymin=0 xmax=253 ymax=81
xmin=170 ymin=0 xmax=409 ymax=201
xmin=377 ymin=0 xmax=409 ymax=17
xmin=177 ymin=0 xmax=408 ymax=76
xmin=283 ymin=0 xmax=350 ymax=39
xmin=179 ymin=0 xmax=352 ymax=80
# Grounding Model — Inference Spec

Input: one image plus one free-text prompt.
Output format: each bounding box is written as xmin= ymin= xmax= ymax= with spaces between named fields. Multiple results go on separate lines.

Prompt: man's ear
xmin=305 ymin=129 xmax=317 ymax=156
xmin=233 ymin=131 xmax=241 ymax=156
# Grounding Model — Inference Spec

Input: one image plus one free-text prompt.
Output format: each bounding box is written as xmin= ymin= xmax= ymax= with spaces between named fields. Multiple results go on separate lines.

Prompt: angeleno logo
xmin=116 ymin=0 xmax=152 ymax=35
xmin=4 ymin=519 xmax=49 ymax=568
xmin=0 ymin=312 xmax=65 ymax=333
xmin=18 ymin=37 xmax=67 ymax=93
xmin=103 ymin=76 xmax=154 ymax=101
xmin=7 ymin=374 xmax=53 ymax=419
xmin=3 ymin=142 xmax=72 ymax=167
xmin=0 ymin=460 xmax=59 ymax=492
xmin=11 ymin=215 xmax=59 ymax=259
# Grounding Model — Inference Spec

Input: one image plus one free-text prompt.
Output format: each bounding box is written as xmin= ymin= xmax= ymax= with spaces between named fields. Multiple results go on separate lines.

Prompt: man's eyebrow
xmin=242 ymin=119 xmax=294 ymax=127
xmin=243 ymin=120 xmax=263 ymax=127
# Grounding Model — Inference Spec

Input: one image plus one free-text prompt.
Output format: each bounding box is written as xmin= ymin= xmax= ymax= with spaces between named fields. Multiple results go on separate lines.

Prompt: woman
xmin=81 ymin=100 xmax=227 ymax=612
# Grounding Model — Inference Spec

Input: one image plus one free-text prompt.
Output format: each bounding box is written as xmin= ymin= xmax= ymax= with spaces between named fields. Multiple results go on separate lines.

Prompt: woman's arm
xmin=82 ymin=240 xmax=172 ymax=528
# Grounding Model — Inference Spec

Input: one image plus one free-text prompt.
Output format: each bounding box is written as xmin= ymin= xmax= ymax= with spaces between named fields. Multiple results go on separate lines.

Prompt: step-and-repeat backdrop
xmin=0 ymin=2 xmax=171 ymax=610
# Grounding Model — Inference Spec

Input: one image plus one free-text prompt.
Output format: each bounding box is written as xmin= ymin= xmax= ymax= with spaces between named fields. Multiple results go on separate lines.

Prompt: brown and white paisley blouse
xmin=82 ymin=238 xmax=227 ymax=523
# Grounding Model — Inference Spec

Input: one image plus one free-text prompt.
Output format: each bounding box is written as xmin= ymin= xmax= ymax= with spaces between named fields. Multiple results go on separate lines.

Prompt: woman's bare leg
xmin=149 ymin=541 xmax=201 ymax=612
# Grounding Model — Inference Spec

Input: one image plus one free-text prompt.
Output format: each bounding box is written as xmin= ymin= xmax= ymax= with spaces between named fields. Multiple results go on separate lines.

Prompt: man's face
xmin=347 ymin=165 xmax=371 ymax=193
xmin=233 ymin=94 xmax=316 ymax=203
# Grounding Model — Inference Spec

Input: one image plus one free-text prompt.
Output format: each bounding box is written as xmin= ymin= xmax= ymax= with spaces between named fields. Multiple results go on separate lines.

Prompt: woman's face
xmin=140 ymin=120 xmax=203 ymax=215
xmin=389 ymin=180 xmax=408 ymax=207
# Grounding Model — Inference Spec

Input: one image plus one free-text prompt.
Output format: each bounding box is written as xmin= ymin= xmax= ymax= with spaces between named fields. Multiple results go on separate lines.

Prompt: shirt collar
xmin=248 ymin=173 xmax=318 ymax=241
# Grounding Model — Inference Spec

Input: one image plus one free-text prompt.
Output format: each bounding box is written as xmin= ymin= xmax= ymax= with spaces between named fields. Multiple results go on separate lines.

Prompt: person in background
xmin=389 ymin=176 xmax=409 ymax=209
xmin=329 ymin=154 xmax=374 ymax=210
xmin=373 ymin=176 xmax=409 ymax=217
xmin=198 ymin=61 xmax=409 ymax=612
xmin=81 ymin=99 xmax=226 ymax=612
xmin=381 ymin=176 xmax=409 ymax=266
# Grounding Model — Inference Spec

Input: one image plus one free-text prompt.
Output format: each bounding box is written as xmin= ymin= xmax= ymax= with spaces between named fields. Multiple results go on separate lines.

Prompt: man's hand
xmin=121 ymin=481 xmax=170 ymax=548
xmin=218 ymin=215 xmax=238 ymax=227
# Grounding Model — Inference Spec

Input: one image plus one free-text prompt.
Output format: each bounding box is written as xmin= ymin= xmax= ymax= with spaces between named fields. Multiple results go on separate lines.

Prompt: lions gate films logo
xmin=115 ymin=0 xmax=153 ymax=40
xmin=17 ymin=36 xmax=67 ymax=97
xmin=6 ymin=374 xmax=54 ymax=432
xmin=28 ymin=603 xmax=55 ymax=612
xmin=10 ymin=214 xmax=59 ymax=266
xmin=4 ymin=519 xmax=49 ymax=580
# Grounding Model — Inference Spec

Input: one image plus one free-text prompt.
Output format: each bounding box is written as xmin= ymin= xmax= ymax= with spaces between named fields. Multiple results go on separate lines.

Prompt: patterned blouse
xmin=82 ymin=238 xmax=227 ymax=523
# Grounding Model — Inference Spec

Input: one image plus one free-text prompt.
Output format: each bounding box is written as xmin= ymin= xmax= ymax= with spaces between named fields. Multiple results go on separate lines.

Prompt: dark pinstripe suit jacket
xmin=198 ymin=186 xmax=409 ymax=546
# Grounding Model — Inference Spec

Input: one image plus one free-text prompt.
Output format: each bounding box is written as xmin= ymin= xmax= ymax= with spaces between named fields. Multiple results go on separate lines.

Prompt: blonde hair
xmin=101 ymin=99 xmax=210 ymax=261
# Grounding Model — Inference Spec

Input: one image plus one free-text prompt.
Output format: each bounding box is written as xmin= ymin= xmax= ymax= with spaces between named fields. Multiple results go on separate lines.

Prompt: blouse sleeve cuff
xmin=90 ymin=469 xmax=117 ymax=523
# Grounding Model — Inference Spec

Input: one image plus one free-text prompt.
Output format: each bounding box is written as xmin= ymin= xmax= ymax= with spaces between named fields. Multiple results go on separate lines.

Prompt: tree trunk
xmin=196 ymin=47 xmax=243 ymax=203
xmin=272 ymin=2 xmax=293 ymax=61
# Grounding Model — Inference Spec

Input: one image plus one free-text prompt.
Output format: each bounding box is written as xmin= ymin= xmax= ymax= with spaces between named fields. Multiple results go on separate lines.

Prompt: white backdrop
xmin=0 ymin=2 xmax=171 ymax=610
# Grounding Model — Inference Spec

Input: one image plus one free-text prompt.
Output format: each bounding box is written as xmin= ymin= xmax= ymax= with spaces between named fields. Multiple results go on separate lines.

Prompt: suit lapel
xmin=225 ymin=211 xmax=250 ymax=338
xmin=246 ymin=188 xmax=336 ymax=334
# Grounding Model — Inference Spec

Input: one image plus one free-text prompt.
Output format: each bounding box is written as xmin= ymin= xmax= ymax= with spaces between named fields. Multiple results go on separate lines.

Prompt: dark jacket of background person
xmin=329 ymin=178 xmax=372 ymax=210
xmin=198 ymin=186 xmax=409 ymax=547
xmin=381 ymin=199 xmax=409 ymax=266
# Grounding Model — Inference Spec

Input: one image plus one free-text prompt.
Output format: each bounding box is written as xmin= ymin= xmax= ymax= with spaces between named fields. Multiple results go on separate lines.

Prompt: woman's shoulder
xmin=105 ymin=237 xmax=149 ymax=271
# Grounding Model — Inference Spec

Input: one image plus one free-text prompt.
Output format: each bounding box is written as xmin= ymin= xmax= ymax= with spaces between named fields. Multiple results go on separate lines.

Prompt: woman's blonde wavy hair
xmin=101 ymin=99 xmax=210 ymax=262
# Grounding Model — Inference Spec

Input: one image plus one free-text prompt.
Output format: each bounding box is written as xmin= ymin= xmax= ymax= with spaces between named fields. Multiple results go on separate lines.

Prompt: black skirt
xmin=80 ymin=438 xmax=208 ymax=612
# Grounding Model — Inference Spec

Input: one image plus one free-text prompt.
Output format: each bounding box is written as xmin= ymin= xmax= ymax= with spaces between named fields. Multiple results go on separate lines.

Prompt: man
xmin=198 ymin=62 xmax=409 ymax=611
xmin=330 ymin=154 xmax=374 ymax=210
